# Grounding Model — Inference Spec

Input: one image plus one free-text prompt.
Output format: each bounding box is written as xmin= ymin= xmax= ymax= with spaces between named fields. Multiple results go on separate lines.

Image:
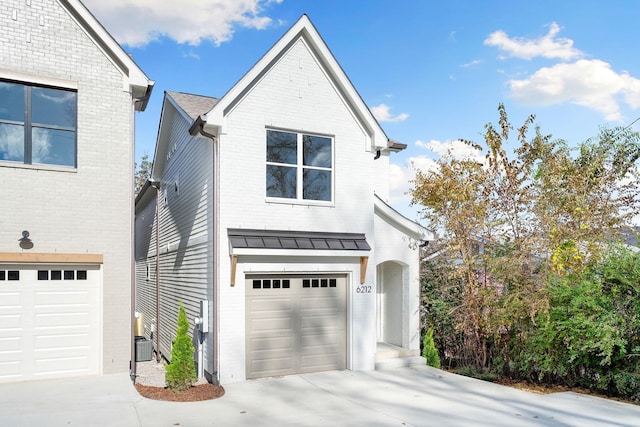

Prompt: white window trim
xmin=265 ymin=128 xmax=335 ymax=205
xmin=0 ymin=70 xmax=78 ymax=91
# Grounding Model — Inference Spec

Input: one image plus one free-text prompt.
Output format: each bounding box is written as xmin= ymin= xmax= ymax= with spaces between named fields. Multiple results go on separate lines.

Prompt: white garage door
xmin=0 ymin=264 xmax=101 ymax=383
xmin=246 ymin=275 xmax=347 ymax=379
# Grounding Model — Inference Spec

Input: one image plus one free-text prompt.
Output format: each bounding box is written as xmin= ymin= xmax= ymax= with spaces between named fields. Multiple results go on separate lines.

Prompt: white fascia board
xmin=374 ymin=195 xmax=434 ymax=241
xmin=150 ymin=95 xmax=177 ymax=181
xmin=231 ymin=248 xmax=371 ymax=258
xmin=60 ymin=0 xmax=153 ymax=108
xmin=203 ymin=15 xmax=387 ymax=149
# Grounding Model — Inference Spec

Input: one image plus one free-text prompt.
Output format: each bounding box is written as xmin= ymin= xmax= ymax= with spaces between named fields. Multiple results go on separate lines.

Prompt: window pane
xmin=267 ymin=165 xmax=296 ymax=198
xmin=0 ymin=123 xmax=25 ymax=162
xmin=303 ymin=135 xmax=331 ymax=168
xmin=266 ymin=130 xmax=297 ymax=164
xmin=0 ymin=81 xmax=24 ymax=122
xmin=32 ymin=87 xmax=77 ymax=128
xmin=32 ymin=127 xmax=76 ymax=167
xmin=303 ymin=169 xmax=331 ymax=201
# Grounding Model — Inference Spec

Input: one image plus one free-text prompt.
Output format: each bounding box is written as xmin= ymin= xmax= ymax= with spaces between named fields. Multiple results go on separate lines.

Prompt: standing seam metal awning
xmin=228 ymin=229 xmax=371 ymax=251
xmin=227 ymin=229 xmax=371 ymax=286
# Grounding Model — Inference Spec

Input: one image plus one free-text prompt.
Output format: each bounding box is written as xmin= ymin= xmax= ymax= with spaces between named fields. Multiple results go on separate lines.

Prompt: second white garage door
xmin=246 ymin=275 xmax=346 ymax=379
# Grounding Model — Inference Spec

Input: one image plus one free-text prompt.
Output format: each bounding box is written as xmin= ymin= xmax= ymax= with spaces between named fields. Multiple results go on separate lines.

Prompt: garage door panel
xmin=0 ymin=314 xmax=21 ymax=329
xmin=300 ymin=332 xmax=343 ymax=348
xmin=247 ymin=275 xmax=346 ymax=379
xmin=251 ymin=335 xmax=292 ymax=351
xmin=300 ymin=353 xmax=343 ymax=370
xmin=300 ymin=315 xmax=343 ymax=330
xmin=0 ymin=361 xmax=20 ymax=378
xmin=0 ymin=292 xmax=21 ymax=308
xmin=250 ymin=356 xmax=293 ymax=374
xmin=250 ymin=317 xmax=292 ymax=332
xmin=250 ymin=297 xmax=293 ymax=314
xmin=0 ymin=336 xmax=21 ymax=352
xmin=35 ymin=290 xmax=93 ymax=306
xmin=36 ymin=312 xmax=91 ymax=328
xmin=36 ymin=332 xmax=91 ymax=349
xmin=300 ymin=296 xmax=341 ymax=310
xmin=35 ymin=355 xmax=91 ymax=375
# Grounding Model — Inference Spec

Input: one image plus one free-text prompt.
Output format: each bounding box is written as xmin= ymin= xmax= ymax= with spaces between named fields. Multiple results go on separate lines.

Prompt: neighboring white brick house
xmin=135 ymin=15 xmax=431 ymax=385
xmin=0 ymin=0 xmax=153 ymax=382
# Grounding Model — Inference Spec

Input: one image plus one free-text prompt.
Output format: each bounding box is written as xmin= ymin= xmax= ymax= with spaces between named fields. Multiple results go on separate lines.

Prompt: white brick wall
xmin=0 ymin=0 xmax=136 ymax=374
xmin=217 ymin=39 xmax=380 ymax=382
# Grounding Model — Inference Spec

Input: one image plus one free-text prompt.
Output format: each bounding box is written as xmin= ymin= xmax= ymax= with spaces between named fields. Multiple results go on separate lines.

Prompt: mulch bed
xmin=135 ymin=383 xmax=225 ymax=402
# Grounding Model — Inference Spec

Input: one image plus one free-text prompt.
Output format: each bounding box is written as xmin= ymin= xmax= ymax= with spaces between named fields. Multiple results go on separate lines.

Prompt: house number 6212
xmin=356 ymin=285 xmax=372 ymax=294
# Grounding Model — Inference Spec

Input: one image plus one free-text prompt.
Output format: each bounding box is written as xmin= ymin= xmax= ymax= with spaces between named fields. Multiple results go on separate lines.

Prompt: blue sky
xmin=83 ymin=0 xmax=640 ymax=220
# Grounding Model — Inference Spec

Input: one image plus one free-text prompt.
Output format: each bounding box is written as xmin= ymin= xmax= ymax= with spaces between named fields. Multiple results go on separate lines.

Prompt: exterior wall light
xmin=19 ymin=230 xmax=34 ymax=250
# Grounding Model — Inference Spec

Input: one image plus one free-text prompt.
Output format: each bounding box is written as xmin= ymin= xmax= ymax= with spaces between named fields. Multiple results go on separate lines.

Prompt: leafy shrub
xmin=524 ymin=246 xmax=640 ymax=398
xmin=165 ymin=301 xmax=197 ymax=391
xmin=423 ymin=327 xmax=441 ymax=368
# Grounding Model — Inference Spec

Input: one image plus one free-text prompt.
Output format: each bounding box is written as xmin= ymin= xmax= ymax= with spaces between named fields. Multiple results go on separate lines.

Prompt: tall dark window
xmin=0 ymin=80 xmax=77 ymax=167
xmin=266 ymin=130 xmax=332 ymax=202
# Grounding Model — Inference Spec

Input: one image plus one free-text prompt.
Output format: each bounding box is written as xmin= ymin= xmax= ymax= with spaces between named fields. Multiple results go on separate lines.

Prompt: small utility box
xmin=135 ymin=336 xmax=152 ymax=362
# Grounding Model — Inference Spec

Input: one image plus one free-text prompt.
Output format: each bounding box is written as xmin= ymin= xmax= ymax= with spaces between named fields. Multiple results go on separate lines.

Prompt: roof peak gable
xmin=201 ymin=14 xmax=388 ymax=149
xmin=60 ymin=0 xmax=153 ymax=109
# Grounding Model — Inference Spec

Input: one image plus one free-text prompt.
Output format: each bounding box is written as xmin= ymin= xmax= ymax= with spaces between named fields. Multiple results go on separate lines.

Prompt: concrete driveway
xmin=1 ymin=365 xmax=639 ymax=426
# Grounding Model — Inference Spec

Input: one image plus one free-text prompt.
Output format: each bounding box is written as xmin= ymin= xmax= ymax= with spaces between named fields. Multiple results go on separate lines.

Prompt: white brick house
xmin=0 ymin=0 xmax=153 ymax=383
xmin=135 ymin=15 xmax=431 ymax=385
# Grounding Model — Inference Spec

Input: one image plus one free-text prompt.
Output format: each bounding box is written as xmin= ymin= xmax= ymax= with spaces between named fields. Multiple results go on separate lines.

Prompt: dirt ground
xmin=134 ymin=357 xmax=224 ymax=402
xmin=134 ymin=382 xmax=225 ymax=402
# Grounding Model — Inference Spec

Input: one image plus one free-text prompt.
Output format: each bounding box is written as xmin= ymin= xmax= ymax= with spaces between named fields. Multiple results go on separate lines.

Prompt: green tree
xmin=423 ymin=327 xmax=441 ymax=368
xmin=165 ymin=302 xmax=197 ymax=392
xmin=526 ymin=126 xmax=640 ymax=273
xmin=411 ymin=104 xmax=640 ymax=376
xmin=134 ymin=153 xmax=153 ymax=195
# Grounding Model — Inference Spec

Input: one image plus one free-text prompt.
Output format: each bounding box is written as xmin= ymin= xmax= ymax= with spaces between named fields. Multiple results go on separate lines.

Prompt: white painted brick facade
xmin=135 ymin=18 xmax=424 ymax=385
xmin=216 ymin=39 xmax=380 ymax=382
xmin=0 ymin=0 xmax=141 ymax=374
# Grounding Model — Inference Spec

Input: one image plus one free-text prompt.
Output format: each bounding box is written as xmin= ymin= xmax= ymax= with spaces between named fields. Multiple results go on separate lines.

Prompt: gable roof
xmin=167 ymin=91 xmax=219 ymax=121
xmin=60 ymin=0 xmax=154 ymax=110
xmin=374 ymin=194 xmax=434 ymax=241
xmin=151 ymin=91 xmax=218 ymax=181
xmin=199 ymin=14 xmax=391 ymax=151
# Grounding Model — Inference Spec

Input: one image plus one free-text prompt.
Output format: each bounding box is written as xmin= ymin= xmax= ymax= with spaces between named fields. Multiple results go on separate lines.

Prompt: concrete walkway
xmin=1 ymin=366 xmax=639 ymax=426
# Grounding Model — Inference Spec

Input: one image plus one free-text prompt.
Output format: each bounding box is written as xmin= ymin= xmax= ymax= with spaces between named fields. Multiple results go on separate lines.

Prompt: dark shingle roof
xmin=228 ymin=229 xmax=371 ymax=251
xmin=166 ymin=91 xmax=218 ymax=120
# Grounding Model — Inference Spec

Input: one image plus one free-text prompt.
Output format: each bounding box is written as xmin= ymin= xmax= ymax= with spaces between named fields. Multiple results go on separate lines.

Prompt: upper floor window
xmin=0 ymin=80 xmax=77 ymax=167
xmin=266 ymin=129 xmax=333 ymax=202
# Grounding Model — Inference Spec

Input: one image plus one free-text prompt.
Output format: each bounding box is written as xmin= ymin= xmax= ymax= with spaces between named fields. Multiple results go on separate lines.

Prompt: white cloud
xmin=370 ymin=104 xmax=409 ymax=123
xmin=82 ymin=0 xmax=283 ymax=47
xmin=389 ymin=139 xmax=487 ymax=215
xmin=461 ymin=59 xmax=483 ymax=68
xmin=509 ymin=59 xmax=640 ymax=121
xmin=484 ymin=22 xmax=582 ymax=61
xmin=389 ymin=139 xmax=478 ymax=205
xmin=389 ymin=156 xmax=438 ymax=205
xmin=417 ymin=139 xmax=485 ymax=163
